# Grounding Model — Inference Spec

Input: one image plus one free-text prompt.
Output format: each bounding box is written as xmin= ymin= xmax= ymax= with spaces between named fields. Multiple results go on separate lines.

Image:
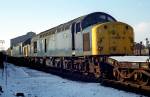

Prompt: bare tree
xmin=146 ymin=38 xmax=150 ymax=58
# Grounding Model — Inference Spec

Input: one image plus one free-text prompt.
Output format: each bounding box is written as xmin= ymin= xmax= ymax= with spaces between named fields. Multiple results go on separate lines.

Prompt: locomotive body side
xmin=30 ymin=22 xmax=134 ymax=57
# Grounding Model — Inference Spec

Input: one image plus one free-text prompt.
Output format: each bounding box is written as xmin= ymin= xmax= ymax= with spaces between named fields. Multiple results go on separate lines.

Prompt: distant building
xmin=10 ymin=32 xmax=36 ymax=56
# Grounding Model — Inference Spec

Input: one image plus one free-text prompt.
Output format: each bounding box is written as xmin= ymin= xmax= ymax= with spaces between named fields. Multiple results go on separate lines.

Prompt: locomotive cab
xmin=92 ymin=22 xmax=134 ymax=56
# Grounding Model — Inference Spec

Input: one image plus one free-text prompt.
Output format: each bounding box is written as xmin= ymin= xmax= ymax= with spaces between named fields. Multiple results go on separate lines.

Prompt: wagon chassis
xmin=6 ymin=55 xmax=150 ymax=96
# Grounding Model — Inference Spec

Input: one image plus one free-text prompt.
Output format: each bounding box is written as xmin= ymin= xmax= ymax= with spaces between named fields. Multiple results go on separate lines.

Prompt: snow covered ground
xmin=0 ymin=63 xmax=144 ymax=97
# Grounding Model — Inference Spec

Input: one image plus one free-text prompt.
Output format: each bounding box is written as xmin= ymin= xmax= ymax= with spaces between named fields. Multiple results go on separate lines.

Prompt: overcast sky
xmin=0 ymin=0 xmax=150 ymax=49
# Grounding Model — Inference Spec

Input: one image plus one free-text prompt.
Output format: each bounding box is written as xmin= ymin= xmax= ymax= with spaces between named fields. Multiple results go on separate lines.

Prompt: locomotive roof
xmin=38 ymin=12 xmax=117 ymax=37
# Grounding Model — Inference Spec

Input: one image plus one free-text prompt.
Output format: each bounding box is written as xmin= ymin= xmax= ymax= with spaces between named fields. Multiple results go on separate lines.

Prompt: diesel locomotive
xmin=8 ymin=12 xmax=150 ymax=95
xmin=10 ymin=12 xmax=134 ymax=79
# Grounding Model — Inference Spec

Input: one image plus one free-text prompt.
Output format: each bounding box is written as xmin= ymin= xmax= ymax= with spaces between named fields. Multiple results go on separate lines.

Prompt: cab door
xmin=83 ymin=33 xmax=90 ymax=55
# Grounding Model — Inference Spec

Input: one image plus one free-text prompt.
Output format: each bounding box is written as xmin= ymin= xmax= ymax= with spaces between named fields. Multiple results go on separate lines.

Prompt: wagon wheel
xmin=139 ymin=79 xmax=149 ymax=86
xmin=117 ymin=74 xmax=124 ymax=82
xmin=134 ymin=72 xmax=149 ymax=86
xmin=113 ymin=68 xmax=124 ymax=81
xmin=113 ymin=69 xmax=118 ymax=80
xmin=139 ymin=75 xmax=149 ymax=86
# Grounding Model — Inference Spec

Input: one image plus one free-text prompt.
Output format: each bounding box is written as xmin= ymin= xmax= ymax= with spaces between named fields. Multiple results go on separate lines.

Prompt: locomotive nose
xmin=92 ymin=22 xmax=134 ymax=56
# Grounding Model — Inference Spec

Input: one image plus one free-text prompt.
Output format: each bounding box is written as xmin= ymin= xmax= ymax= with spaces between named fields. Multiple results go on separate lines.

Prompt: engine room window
xmin=33 ymin=41 xmax=37 ymax=53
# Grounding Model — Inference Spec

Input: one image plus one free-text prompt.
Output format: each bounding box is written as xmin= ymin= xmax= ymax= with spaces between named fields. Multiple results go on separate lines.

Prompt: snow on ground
xmin=0 ymin=63 xmax=144 ymax=97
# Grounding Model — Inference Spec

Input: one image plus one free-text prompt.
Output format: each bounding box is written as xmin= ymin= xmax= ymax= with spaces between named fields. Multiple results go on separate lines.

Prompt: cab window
xmin=107 ymin=16 xmax=115 ymax=22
